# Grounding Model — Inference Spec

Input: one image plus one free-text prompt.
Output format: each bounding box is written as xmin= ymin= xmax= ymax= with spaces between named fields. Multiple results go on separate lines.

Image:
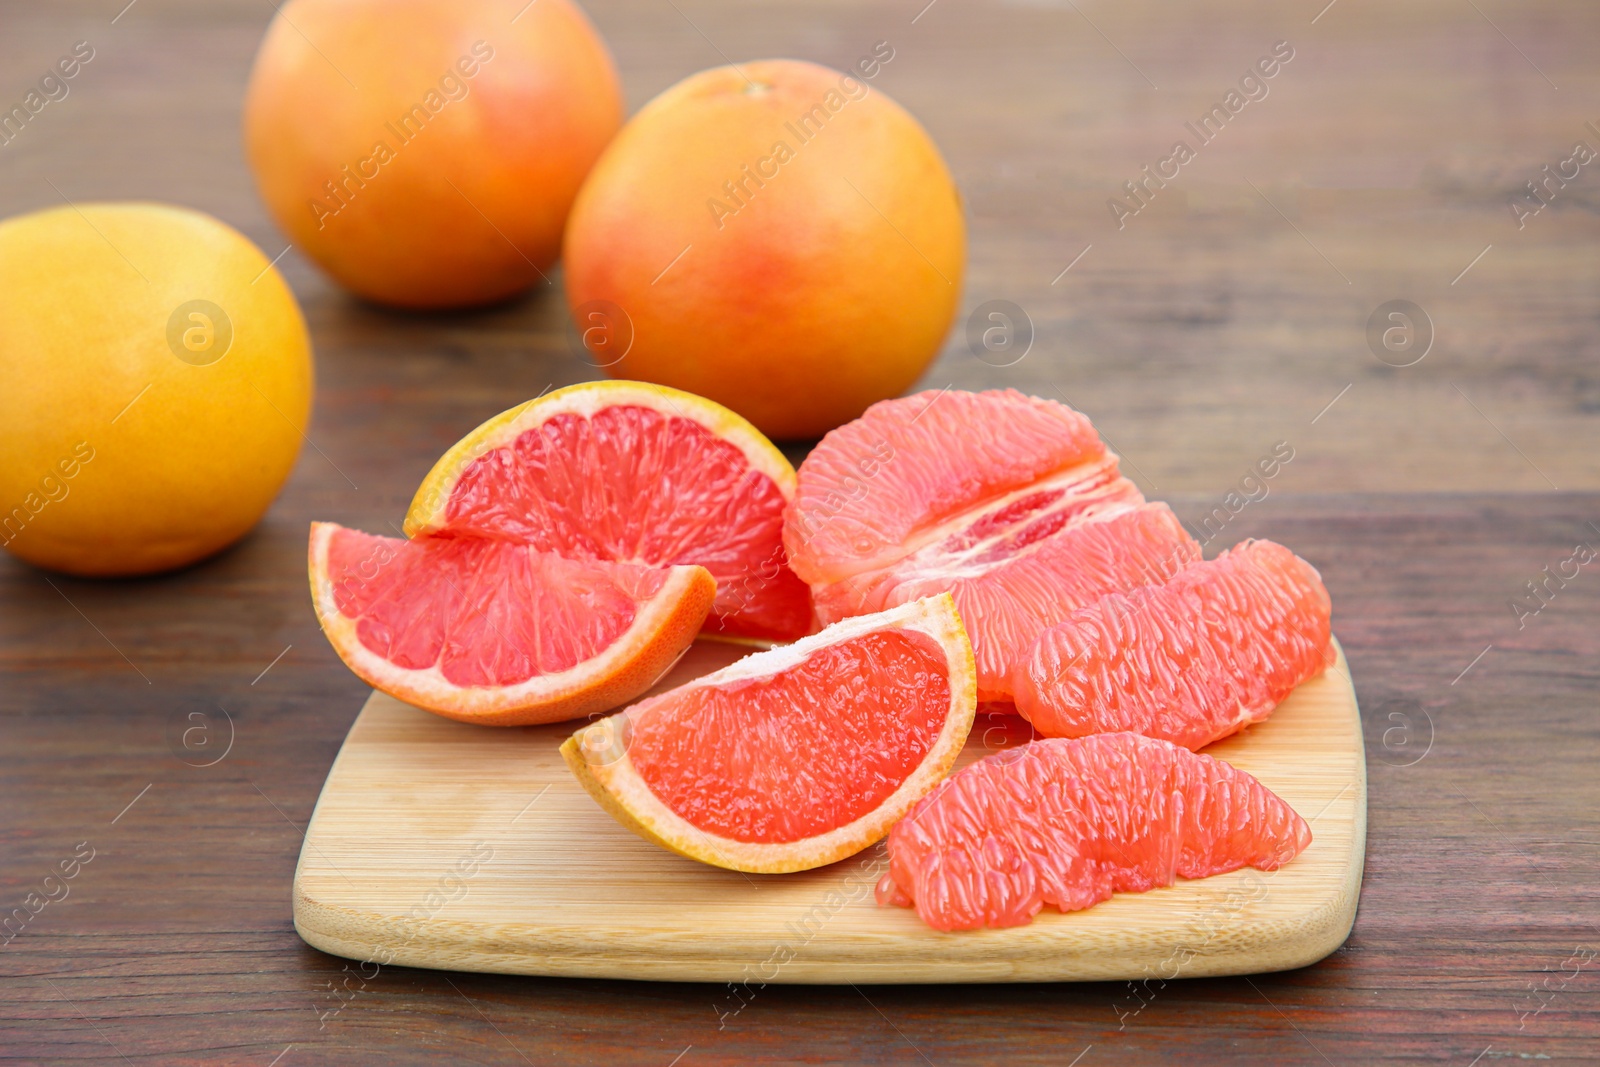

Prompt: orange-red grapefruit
xmin=563 ymin=58 xmax=966 ymax=439
xmin=244 ymin=0 xmax=622 ymax=308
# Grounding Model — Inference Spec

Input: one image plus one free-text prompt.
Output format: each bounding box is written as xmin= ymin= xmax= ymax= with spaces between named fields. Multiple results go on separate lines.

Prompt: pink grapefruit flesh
xmin=629 ymin=630 xmax=951 ymax=843
xmin=877 ymin=732 xmax=1313 ymax=931
xmin=1014 ymin=539 xmax=1336 ymax=749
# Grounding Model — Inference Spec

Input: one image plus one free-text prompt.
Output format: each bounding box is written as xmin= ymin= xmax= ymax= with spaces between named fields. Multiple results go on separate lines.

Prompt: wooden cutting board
xmin=293 ymin=639 xmax=1366 ymax=984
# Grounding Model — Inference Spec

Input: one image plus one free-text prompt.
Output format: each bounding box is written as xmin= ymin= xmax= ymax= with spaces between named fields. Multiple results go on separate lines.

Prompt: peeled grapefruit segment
xmin=784 ymin=389 xmax=1197 ymax=697
xmin=785 ymin=388 xmax=1123 ymax=584
xmin=404 ymin=380 xmax=812 ymax=643
xmin=877 ymin=733 xmax=1312 ymax=931
xmin=561 ymin=595 xmax=977 ymax=873
xmin=1014 ymin=540 xmax=1336 ymax=749
xmin=835 ymin=503 xmax=1200 ymax=700
xmin=309 ymin=522 xmax=715 ymax=726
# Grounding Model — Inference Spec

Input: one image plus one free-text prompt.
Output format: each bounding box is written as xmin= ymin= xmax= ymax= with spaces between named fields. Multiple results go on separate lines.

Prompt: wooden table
xmin=4 ymin=0 xmax=1598 ymax=1062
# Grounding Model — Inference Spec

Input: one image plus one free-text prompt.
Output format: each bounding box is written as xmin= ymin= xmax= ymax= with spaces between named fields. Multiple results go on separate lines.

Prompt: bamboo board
xmin=293 ymin=639 xmax=1366 ymax=984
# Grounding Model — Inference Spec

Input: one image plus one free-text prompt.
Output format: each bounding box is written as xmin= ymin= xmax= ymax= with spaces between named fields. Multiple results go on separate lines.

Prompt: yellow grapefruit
xmin=0 ymin=202 xmax=312 ymax=576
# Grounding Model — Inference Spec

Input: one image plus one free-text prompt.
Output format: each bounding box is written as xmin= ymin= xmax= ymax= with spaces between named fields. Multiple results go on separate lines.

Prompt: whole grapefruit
xmin=0 ymin=203 xmax=313 ymax=577
xmin=243 ymin=0 xmax=623 ymax=309
xmin=563 ymin=58 xmax=966 ymax=440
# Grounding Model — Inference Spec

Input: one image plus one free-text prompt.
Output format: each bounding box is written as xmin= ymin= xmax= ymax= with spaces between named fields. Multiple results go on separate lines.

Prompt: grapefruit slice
xmin=877 ymin=732 xmax=1312 ymax=931
xmin=404 ymin=380 xmax=812 ymax=644
xmin=561 ymin=595 xmax=977 ymax=873
xmin=1014 ymin=539 xmax=1336 ymax=749
xmin=784 ymin=389 xmax=1197 ymax=697
xmin=309 ymin=522 xmax=715 ymax=726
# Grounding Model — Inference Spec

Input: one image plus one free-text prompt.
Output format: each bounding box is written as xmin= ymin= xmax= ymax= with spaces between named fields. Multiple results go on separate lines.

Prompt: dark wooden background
xmin=4 ymin=0 xmax=1599 ymax=1062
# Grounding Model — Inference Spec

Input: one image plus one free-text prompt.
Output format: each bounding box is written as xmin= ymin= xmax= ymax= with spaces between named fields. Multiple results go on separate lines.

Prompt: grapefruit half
xmin=309 ymin=522 xmax=715 ymax=725
xmin=878 ymin=732 xmax=1313 ymax=930
xmin=1014 ymin=539 xmax=1336 ymax=749
xmin=405 ymin=380 xmax=812 ymax=643
xmin=561 ymin=595 xmax=977 ymax=873
xmin=784 ymin=389 xmax=1198 ymax=697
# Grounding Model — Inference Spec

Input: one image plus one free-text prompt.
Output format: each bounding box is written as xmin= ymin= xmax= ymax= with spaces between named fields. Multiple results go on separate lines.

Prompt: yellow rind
xmin=403 ymin=380 xmax=796 ymax=538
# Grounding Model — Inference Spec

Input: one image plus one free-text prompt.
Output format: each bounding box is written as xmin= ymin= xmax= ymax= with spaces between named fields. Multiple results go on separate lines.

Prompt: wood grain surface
xmin=2 ymin=0 xmax=1598 ymax=1062
xmin=293 ymin=641 xmax=1363 ymax=984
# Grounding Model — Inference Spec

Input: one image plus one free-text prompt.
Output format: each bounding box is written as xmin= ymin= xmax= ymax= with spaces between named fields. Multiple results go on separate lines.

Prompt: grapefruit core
xmin=405 ymin=380 xmax=812 ymax=644
xmin=309 ymin=522 xmax=715 ymax=726
xmin=784 ymin=389 xmax=1199 ymax=697
xmin=562 ymin=595 xmax=977 ymax=874
xmin=1014 ymin=539 xmax=1337 ymax=749
xmin=878 ymin=732 xmax=1313 ymax=931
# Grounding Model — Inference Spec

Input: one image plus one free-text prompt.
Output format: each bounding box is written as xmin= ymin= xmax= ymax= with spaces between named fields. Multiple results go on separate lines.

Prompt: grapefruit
xmin=561 ymin=595 xmax=976 ymax=873
xmin=877 ymin=732 xmax=1312 ymax=931
xmin=405 ymin=381 xmax=812 ymax=643
xmin=562 ymin=58 xmax=966 ymax=439
xmin=1014 ymin=540 xmax=1336 ymax=749
xmin=309 ymin=522 xmax=715 ymax=725
xmin=0 ymin=202 xmax=311 ymax=576
xmin=784 ymin=389 xmax=1199 ymax=697
xmin=244 ymin=0 xmax=622 ymax=308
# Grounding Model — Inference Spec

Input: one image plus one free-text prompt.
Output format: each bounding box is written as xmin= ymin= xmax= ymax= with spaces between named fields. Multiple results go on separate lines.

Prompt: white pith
xmin=576 ymin=595 xmax=978 ymax=872
xmin=309 ymin=522 xmax=705 ymax=717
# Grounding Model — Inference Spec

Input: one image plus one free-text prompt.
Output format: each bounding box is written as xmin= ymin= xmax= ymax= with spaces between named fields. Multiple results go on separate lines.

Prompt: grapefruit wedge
xmin=561 ymin=595 xmax=977 ymax=873
xmin=1014 ymin=539 xmax=1337 ymax=749
xmin=878 ymin=732 xmax=1313 ymax=931
xmin=404 ymin=380 xmax=812 ymax=643
xmin=309 ymin=522 xmax=715 ymax=725
xmin=784 ymin=389 xmax=1198 ymax=697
